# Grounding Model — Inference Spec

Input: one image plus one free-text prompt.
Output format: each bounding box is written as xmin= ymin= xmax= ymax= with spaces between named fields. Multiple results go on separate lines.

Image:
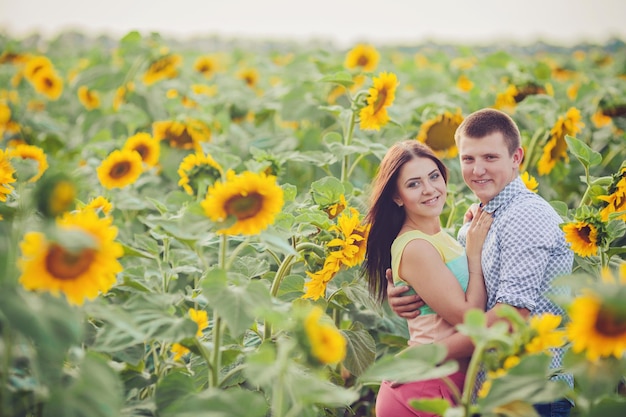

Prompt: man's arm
xmin=385 ymin=268 xmax=424 ymax=319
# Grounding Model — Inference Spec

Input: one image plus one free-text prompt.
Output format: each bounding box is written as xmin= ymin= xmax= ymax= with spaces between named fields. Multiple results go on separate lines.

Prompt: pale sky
xmin=1 ymin=0 xmax=625 ymax=47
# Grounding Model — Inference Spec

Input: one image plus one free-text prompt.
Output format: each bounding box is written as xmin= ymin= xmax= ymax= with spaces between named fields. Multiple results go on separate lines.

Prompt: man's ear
xmin=512 ymin=147 xmax=524 ymax=167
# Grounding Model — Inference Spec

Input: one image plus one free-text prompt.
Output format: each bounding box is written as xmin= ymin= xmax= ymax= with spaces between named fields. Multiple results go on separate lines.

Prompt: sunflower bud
xmin=34 ymin=171 xmax=77 ymax=218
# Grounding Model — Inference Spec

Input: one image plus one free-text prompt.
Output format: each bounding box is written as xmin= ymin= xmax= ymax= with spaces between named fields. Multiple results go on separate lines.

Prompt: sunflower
xmin=201 ymin=170 xmax=284 ymax=236
xmin=598 ymin=182 xmax=626 ymax=221
xmin=122 ymin=132 xmax=160 ymax=169
xmin=562 ymin=220 xmax=599 ymax=257
xmin=171 ymin=343 xmax=190 ymax=361
xmin=142 ymin=54 xmax=182 ymax=86
xmin=323 ymin=194 xmax=347 ymax=219
xmin=188 ymin=308 xmax=209 ymax=337
xmin=344 ymin=44 xmax=380 ymax=72
xmin=591 ymin=110 xmax=612 ymax=128
xmin=193 ymin=55 xmax=220 ymax=78
xmin=304 ymin=306 xmax=347 ymax=365
xmin=525 ymin=313 xmax=566 ymax=354
xmin=191 ymin=84 xmax=218 ymax=97
xmin=0 ymin=102 xmax=11 ymax=133
xmin=23 ymin=55 xmax=52 ymax=81
xmin=112 ymin=86 xmax=127 ymax=111
xmin=537 ymin=107 xmax=584 ymax=176
xmin=494 ymin=85 xmax=518 ymax=112
xmin=8 ymin=144 xmax=49 ymax=182
xmin=152 ymin=119 xmax=211 ymax=151
xmin=456 ymin=74 xmax=474 ymax=92
xmin=521 ymin=171 xmax=538 ymax=193
xmin=29 ymin=66 xmax=64 ymax=101
xmin=177 ymin=151 xmax=223 ymax=196
xmin=327 ymin=208 xmax=370 ymax=268
xmin=77 ymin=86 xmax=101 ymax=110
xmin=18 ymin=208 xmax=124 ymax=305
xmin=416 ymin=110 xmax=464 ymax=158
xmin=84 ymin=195 xmax=113 ymax=216
xmin=96 ymin=149 xmax=143 ymax=189
xmin=34 ymin=173 xmax=77 ymax=218
xmin=303 ymin=256 xmax=342 ymax=300
xmin=567 ymin=83 xmax=580 ymax=101
xmin=359 ymin=72 xmax=399 ymax=131
xmin=566 ymin=291 xmax=626 ymax=361
xmin=0 ymin=149 xmax=16 ymax=202
xmin=236 ymin=67 xmax=259 ymax=88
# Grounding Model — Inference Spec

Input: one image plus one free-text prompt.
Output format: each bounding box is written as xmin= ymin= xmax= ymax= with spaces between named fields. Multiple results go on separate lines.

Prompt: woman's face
xmin=394 ymin=156 xmax=447 ymax=220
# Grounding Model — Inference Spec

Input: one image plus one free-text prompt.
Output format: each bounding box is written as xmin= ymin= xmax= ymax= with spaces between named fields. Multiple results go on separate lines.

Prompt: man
xmin=387 ymin=108 xmax=574 ymax=417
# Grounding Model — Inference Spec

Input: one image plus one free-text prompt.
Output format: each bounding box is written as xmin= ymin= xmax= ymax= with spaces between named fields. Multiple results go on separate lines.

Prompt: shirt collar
xmin=481 ymin=176 xmax=525 ymax=214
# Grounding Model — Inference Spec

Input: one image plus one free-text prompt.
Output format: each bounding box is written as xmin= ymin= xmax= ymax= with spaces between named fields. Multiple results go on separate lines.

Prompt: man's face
xmin=458 ymin=132 xmax=523 ymax=205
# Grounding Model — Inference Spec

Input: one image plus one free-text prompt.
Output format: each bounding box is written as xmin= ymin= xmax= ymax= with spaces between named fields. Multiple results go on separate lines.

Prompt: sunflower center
xmin=134 ymin=144 xmax=150 ymax=160
xmin=46 ymin=244 xmax=96 ymax=280
xmin=595 ymin=306 xmax=626 ymax=337
xmin=578 ymin=225 xmax=593 ymax=244
xmin=44 ymin=76 xmax=54 ymax=88
xmin=225 ymin=193 xmax=263 ymax=220
xmin=109 ymin=161 xmax=131 ymax=179
xmin=168 ymin=129 xmax=193 ymax=148
xmin=357 ymin=55 xmax=369 ymax=67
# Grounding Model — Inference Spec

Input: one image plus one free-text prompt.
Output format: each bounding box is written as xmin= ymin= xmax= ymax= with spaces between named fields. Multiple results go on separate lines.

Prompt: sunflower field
xmin=0 ymin=30 xmax=625 ymax=417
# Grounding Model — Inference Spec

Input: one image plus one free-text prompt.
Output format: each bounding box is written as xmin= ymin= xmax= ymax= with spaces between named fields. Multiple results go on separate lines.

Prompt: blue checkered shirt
xmin=458 ymin=176 xmax=574 ymax=388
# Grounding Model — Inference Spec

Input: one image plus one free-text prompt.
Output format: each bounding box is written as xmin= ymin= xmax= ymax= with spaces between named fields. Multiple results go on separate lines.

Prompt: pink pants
xmin=375 ymin=371 xmax=466 ymax=417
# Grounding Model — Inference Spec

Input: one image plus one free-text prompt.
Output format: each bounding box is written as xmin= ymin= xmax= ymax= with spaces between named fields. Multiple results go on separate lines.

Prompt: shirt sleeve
xmin=493 ymin=202 xmax=558 ymax=311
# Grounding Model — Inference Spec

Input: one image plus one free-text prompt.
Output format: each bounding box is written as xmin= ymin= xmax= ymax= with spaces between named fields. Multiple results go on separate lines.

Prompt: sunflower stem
xmin=341 ymin=107 xmax=357 ymax=183
xmin=578 ymin=165 xmax=593 ymax=208
xmin=461 ymin=341 xmax=486 ymax=412
xmin=265 ymin=253 xmax=297 ymax=340
xmin=210 ymin=234 xmax=228 ymax=387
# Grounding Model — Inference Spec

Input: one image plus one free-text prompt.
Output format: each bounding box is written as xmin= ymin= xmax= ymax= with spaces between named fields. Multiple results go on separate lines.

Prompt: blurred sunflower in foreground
xmin=18 ymin=208 xmax=124 ymax=305
xmin=566 ymin=264 xmax=626 ymax=362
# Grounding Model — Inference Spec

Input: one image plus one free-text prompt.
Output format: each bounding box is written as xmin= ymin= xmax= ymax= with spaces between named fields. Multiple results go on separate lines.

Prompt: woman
xmin=362 ymin=140 xmax=492 ymax=417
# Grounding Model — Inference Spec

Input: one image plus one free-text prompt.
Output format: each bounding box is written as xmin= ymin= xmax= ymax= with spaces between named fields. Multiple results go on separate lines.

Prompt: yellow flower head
xmin=24 ymin=56 xmax=52 ymax=81
xmin=237 ymin=67 xmax=259 ymax=88
xmin=327 ymin=208 xmax=370 ymax=268
xmin=303 ymin=256 xmax=342 ymax=301
xmin=171 ymin=343 xmax=190 ymax=361
xmin=359 ymin=72 xmax=399 ymax=131
xmin=177 ymin=151 xmax=223 ymax=196
xmin=77 ymin=86 xmax=101 ymax=110
xmin=8 ymin=144 xmax=49 ymax=182
xmin=416 ymin=109 xmax=463 ymax=158
xmin=537 ymin=107 xmax=584 ymax=176
xmin=96 ymin=149 xmax=143 ymax=189
xmin=521 ymin=171 xmax=538 ymax=193
xmin=562 ymin=220 xmax=599 ymax=258
xmin=525 ymin=313 xmax=566 ymax=354
xmin=84 ymin=196 xmax=113 ymax=216
xmin=566 ymin=291 xmax=626 ymax=361
xmin=113 ymin=86 xmax=127 ymax=111
xmin=201 ymin=170 xmax=284 ymax=236
xmin=598 ymin=169 xmax=626 ymax=222
xmin=142 ymin=54 xmax=182 ymax=86
xmin=194 ymin=55 xmax=220 ymax=78
xmin=456 ymin=74 xmax=474 ymax=92
xmin=153 ymin=119 xmax=211 ymax=151
xmin=344 ymin=44 xmax=380 ymax=72
xmin=122 ymin=132 xmax=160 ymax=169
xmin=29 ymin=66 xmax=64 ymax=101
xmin=494 ymin=85 xmax=518 ymax=112
xmin=188 ymin=308 xmax=209 ymax=337
xmin=0 ymin=149 xmax=16 ymax=202
xmin=324 ymin=194 xmax=347 ymax=220
xmin=304 ymin=306 xmax=347 ymax=365
xmin=18 ymin=209 xmax=124 ymax=305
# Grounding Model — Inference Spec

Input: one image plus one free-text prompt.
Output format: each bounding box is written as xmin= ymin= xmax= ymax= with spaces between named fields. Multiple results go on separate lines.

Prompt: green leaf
xmin=155 ymin=370 xmax=197 ymax=412
xmin=358 ymin=344 xmax=457 ymax=385
xmin=318 ymin=71 xmax=354 ymax=87
xmin=45 ymin=352 xmax=124 ymax=417
xmin=342 ymin=326 xmax=376 ymax=377
xmin=160 ymin=387 xmax=268 ymax=417
xmin=408 ymin=398 xmax=451 ymax=415
xmin=310 ymin=176 xmax=345 ymax=206
xmin=565 ymin=135 xmax=602 ymax=168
